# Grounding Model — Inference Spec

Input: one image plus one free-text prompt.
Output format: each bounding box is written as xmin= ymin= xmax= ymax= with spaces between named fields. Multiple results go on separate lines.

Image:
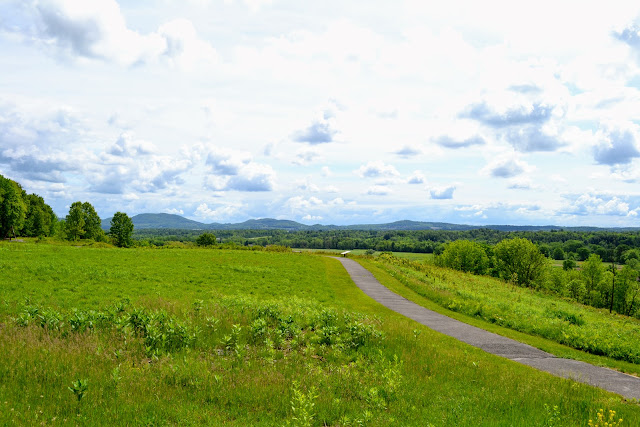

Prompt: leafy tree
xmin=110 ymin=212 xmax=134 ymax=247
xmin=196 ymin=232 xmax=217 ymax=247
xmin=552 ymin=247 xmax=565 ymax=260
xmin=22 ymin=194 xmax=56 ymax=237
xmin=81 ymin=202 xmax=104 ymax=241
xmin=562 ymin=258 xmax=576 ymax=271
xmin=437 ymin=240 xmax=489 ymax=275
xmin=581 ymin=254 xmax=604 ymax=293
xmin=0 ymin=176 xmax=27 ymax=239
xmin=493 ymin=238 xmax=547 ymax=287
xmin=576 ymin=247 xmax=591 ymax=261
xmin=65 ymin=202 xmax=85 ymax=241
xmin=64 ymin=201 xmax=105 ymax=241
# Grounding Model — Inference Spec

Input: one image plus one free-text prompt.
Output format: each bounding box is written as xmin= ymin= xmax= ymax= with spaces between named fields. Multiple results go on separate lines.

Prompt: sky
xmin=2 ymin=0 xmax=640 ymax=227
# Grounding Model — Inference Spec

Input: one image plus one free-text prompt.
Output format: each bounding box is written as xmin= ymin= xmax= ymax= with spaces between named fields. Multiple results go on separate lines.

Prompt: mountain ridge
xmin=100 ymin=213 xmax=640 ymax=232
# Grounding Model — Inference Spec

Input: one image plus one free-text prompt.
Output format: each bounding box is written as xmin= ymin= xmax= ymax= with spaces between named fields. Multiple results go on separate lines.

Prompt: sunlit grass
xmin=1 ymin=242 xmax=639 ymax=425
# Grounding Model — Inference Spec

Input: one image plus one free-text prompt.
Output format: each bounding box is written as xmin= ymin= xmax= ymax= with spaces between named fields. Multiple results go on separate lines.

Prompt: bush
xmin=196 ymin=233 xmax=217 ymax=247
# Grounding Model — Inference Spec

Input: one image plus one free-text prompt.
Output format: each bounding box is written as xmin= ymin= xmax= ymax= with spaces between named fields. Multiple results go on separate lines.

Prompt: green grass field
xmin=0 ymin=242 xmax=638 ymax=425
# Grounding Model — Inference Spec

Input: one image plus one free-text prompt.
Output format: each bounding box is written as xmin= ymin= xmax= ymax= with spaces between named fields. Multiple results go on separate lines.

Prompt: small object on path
xmin=333 ymin=256 xmax=640 ymax=400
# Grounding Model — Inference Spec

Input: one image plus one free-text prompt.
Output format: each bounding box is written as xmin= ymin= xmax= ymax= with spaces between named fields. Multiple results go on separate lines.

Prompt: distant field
xmin=293 ymin=248 xmax=434 ymax=262
xmin=0 ymin=242 xmax=638 ymax=425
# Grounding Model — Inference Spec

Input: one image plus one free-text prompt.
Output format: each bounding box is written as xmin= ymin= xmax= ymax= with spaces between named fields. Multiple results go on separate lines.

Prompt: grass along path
xmin=357 ymin=255 xmax=640 ymax=377
xmin=335 ymin=257 xmax=640 ymax=400
xmin=1 ymin=242 xmax=639 ymax=425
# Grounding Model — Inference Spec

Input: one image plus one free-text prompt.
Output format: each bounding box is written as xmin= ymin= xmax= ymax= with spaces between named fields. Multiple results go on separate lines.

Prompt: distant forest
xmin=134 ymin=227 xmax=640 ymax=262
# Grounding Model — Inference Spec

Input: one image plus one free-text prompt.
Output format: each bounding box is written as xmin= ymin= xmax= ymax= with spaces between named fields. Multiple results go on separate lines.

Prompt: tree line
xmin=435 ymin=238 xmax=640 ymax=318
xmin=0 ymin=174 xmax=133 ymax=247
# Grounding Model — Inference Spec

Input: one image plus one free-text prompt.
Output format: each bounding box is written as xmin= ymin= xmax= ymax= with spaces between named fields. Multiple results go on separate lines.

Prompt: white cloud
xmin=561 ymin=193 xmax=638 ymax=217
xmin=481 ymin=153 xmax=534 ymax=179
xmin=355 ymin=161 xmax=400 ymax=179
xmin=194 ymin=202 xmax=244 ymax=221
xmin=204 ymin=147 xmax=276 ymax=192
xmin=9 ymin=0 xmax=217 ymax=68
xmin=366 ymin=185 xmax=389 ymax=196
xmin=430 ymin=185 xmax=455 ymax=200
xmin=407 ymin=171 xmax=425 ymax=184
xmin=164 ymin=208 xmax=184 ymax=215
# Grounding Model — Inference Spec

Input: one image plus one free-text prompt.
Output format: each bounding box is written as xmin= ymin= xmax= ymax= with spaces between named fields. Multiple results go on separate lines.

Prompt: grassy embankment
xmin=359 ymin=254 xmax=640 ymax=376
xmin=0 ymin=241 xmax=637 ymax=426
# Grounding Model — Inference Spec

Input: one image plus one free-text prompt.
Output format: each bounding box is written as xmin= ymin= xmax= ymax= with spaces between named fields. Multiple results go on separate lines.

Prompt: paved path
xmin=333 ymin=257 xmax=640 ymax=400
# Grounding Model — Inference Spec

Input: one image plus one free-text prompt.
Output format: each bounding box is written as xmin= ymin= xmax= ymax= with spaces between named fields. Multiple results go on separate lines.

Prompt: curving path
xmin=333 ymin=256 xmax=640 ymax=400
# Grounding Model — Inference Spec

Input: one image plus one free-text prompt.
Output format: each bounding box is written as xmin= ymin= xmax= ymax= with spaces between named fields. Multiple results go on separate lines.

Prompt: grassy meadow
xmin=0 ymin=241 xmax=639 ymax=425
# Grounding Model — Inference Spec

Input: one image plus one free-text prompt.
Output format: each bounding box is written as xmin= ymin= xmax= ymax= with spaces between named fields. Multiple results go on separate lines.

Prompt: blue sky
xmin=2 ymin=0 xmax=640 ymax=226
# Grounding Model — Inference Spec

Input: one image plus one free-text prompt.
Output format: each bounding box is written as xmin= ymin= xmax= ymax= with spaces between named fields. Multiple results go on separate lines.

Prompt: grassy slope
xmin=357 ymin=256 xmax=640 ymax=376
xmin=0 ymin=242 xmax=638 ymax=426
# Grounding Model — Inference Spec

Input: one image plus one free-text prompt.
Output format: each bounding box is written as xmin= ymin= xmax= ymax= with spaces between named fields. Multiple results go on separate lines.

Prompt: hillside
xmin=101 ymin=213 xmax=640 ymax=232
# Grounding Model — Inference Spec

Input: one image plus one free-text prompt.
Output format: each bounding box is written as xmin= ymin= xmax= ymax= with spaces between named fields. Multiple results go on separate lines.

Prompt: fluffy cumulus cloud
xmin=505 ymin=126 xmax=565 ymax=152
xmin=355 ymin=161 xmax=400 ymax=179
xmin=5 ymin=0 xmax=216 ymax=67
xmin=108 ymin=133 xmax=156 ymax=157
xmin=561 ymin=193 xmax=639 ymax=217
xmin=194 ymin=202 xmax=244 ymax=221
xmin=407 ymin=171 xmax=425 ymax=184
xmin=203 ymin=147 xmax=276 ymax=192
xmin=481 ymin=154 xmax=533 ymax=179
xmin=430 ymin=185 xmax=456 ymax=200
xmin=461 ymin=101 xmax=554 ymax=128
xmin=592 ymin=125 xmax=640 ymax=166
xmin=292 ymin=117 xmax=338 ymax=144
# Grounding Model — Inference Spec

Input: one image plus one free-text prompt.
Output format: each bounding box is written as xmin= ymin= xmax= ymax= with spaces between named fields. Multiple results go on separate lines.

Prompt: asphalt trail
xmin=333 ymin=256 xmax=640 ymax=400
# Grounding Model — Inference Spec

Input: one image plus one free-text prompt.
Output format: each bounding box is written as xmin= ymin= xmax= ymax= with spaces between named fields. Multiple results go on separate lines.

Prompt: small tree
xmin=196 ymin=232 xmax=217 ymax=247
xmin=109 ymin=212 xmax=134 ymax=248
xmin=81 ymin=202 xmax=105 ymax=241
xmin=437 ymin=240 xmax=489 ymax=275
xmin=65 ymin=202 xmax=85 ymax=241
xmin=494 ymin=237 xmax=547 ymax=287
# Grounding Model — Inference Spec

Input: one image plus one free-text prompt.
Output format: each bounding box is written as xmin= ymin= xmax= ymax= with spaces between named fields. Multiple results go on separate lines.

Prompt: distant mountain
xmin=341 ymin=220 xmax=474 ymax=231
xmin=101 ymin=213 xmax=640 ymax=232
xmin=102 ymin=213 xmax=208 ymax=230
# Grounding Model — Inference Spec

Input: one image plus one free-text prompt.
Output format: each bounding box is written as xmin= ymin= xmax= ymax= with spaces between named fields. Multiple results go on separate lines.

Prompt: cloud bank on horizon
xmin=2 ymin=0 xmax=640 ymax=226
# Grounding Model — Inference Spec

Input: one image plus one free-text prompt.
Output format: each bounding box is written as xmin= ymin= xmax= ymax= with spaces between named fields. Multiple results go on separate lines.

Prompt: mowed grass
xmin=0 ymin=242 xmax=638 ymax=426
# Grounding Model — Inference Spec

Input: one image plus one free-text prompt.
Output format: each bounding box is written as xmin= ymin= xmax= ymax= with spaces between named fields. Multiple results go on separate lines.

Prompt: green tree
xmin=109 ymin=212 xmax=134 ymax=247
xmin=81 ymin=202 xmax=104 ymax=241
xmin=493 ymin=238 xmax=547 ymax=287
xmin=552 ymin=247 xmax=565 ymax=260
xmin=196 ymin=232 xmax=217 ymax=247
xmin=65 ymin=202 xmax=85 ymax=241
xmin=0 ymin=176 xmax=27 ymax=239
xmin=437 ymin=240 xmax=489 ymax=275
xmin=22 ymin=194 xmax=55 ymax=237
xmin=581 ymin=254 xmax=604 ymax=294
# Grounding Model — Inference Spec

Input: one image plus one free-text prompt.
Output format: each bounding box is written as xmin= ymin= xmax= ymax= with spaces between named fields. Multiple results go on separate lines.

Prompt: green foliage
xmin=65 ymin=201 xmax=106 ymax=242
xmin=494 ymin=237 xmax=547 ymax=287
xmin=110 ymin=211 xmax=134 ymax=247
xmin=68 ymin=379 xmax=89 ymax=402
xmin=370 ymin=254 xmax=640 ymax=364
xmin=436 ymin=240 xmax=489 ymax=275
xmin=196 ymin=232 xmax=217 ymax=246
xmin=288 ymin=382 xmax=318 ymax=427
xmin=0 ymin=175 xmax=27 ymax=238
xmin=65 ymin=202 xmax=86 ymax=241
